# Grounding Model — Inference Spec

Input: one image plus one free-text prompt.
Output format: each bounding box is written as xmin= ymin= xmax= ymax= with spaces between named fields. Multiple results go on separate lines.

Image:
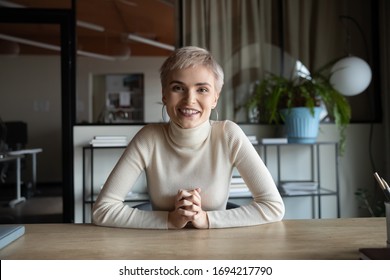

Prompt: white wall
xmin=74 ymin=122 xmax=385 ymax=223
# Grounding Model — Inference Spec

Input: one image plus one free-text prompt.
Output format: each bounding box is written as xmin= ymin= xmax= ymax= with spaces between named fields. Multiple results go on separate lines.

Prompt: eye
xmin=172 ymin=85 xmax=185 ymax=92
xmin=198 ymin=87 xmax=209 ymax=93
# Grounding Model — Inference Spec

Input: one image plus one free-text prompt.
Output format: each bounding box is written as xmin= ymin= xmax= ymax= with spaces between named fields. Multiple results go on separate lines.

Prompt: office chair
xmin=0 ymin=118 xmax=7 ymax=183
xmin=0 ymin=118 xmax=6 ymax=153
xmin=0 ymin=121 xmax=34 ymax=197
xmin=4 ymin=121 xmax=28 ymax=151
xmin=133 ymin=201 xmax=240 ymax=211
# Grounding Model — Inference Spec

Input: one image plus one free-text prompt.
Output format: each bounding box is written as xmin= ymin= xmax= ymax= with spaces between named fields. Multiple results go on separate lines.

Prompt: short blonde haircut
xmin=160 ymin=46 xmax=224 ymax=92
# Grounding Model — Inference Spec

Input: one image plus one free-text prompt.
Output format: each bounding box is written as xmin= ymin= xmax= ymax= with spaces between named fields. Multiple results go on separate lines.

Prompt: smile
xmin=179 ymin=108 xmax=200 ymax=116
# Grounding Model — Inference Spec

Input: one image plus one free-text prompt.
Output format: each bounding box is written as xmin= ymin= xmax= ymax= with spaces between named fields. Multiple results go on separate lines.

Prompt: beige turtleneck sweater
xmin=92 ymin=120 xmax=285 ymax=229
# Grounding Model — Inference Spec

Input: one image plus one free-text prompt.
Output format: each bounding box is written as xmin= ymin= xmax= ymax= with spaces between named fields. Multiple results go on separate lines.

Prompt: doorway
xmin=0 ymin=7 xmax=76 ymax=222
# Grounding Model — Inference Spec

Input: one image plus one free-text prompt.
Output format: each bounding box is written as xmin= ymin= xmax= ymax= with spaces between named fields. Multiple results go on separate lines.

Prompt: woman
xmin=92 ymin=46 xmax=284 ymax=229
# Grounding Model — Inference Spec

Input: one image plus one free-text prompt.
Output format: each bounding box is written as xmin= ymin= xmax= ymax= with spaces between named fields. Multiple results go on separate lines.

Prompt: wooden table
xmin=0 ymin=218 xmax=386 ymax=260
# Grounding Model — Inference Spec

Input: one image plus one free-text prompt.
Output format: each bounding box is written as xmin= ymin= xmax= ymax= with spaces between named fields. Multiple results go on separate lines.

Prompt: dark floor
xmin=0 ymin=183 xmax=63 ymax=224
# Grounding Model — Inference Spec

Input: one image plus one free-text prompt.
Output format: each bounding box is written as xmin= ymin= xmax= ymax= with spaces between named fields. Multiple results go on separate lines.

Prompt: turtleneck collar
xmin=168 ymin=120 xmax=211 ymax=147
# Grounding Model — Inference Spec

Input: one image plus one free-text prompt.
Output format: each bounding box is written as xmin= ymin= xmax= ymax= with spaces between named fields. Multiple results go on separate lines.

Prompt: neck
xmin=168 ymin=120 xmax=211 ymax=147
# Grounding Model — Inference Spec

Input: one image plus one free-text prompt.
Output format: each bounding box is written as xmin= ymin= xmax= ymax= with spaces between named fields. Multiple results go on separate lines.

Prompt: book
xmin=229 ymin=186 xmax=251 ymax=197
xmin=229 ymin=186 xmax=250 ymax=193
xmin=247 ymin=135 xmax=259 ymax=145
xmin=229 ymin=176 xmax=250 ymax=196
xmin=90 ymin=142 xmax=127 ymax=147
xmin=90 ymin=135 xmax=128 ymax=147
xmin=359 ymin=248 xmax=390 ymax=260
xmin=0 ymin=224 xmax=25 ymax=250
xmin=281 ymin=181 xmax=318 ymax=191
xmin=279 ymin=181 xmax=318 ymax=195
xmin=280 ymin=188 xmax=318 ymax=196
xmin=90 ymin=138 xmax=127 ymax=143
xmin=93 ymin=135 xmax=127 ymax=140
xmin=231 ymin=176 xmax=245 ymax=184
xmin=229 ymin=175 xmax=250 ymax=195
xmin=261 ymin=138 xmax=288 ymax=144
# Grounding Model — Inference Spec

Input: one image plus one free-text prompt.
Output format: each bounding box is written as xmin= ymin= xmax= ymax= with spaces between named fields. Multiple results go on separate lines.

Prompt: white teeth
xmin=181 ymin=108 xmax=199 ymax=115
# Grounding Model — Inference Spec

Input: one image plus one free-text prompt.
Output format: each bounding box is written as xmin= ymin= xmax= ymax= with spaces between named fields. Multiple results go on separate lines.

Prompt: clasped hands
xmin=168 ymin=188 xmax=209 ymax=229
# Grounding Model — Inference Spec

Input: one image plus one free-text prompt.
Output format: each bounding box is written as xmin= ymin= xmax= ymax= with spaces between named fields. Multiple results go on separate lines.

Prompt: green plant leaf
xmin=245 ymin=63 xmax=352 ymax=155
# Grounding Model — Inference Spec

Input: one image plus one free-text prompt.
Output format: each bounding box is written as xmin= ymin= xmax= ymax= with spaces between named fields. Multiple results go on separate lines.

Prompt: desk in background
xmin=0 ymin=218 xmax=386 ymax=260
xmin=0 ymin=154 xmax=24 ymax=207
xmin=8 ymin=148 xmax=43 ymax=195
xmin=0 ymin=149 xmax=42 ymax=207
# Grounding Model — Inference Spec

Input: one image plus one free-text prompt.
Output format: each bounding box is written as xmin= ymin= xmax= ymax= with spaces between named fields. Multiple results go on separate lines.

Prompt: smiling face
xmin=162 ymin=66 xmax=220 ymax=129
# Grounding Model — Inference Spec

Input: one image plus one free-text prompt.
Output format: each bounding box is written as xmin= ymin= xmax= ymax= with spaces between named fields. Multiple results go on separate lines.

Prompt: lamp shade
xmin=330 ymin=56 xmax=372 ymax=96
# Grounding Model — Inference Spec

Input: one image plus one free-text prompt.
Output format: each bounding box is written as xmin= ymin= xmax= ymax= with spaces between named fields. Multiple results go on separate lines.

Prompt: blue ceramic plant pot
xmin=280 ymin=107 xmax=322 ymax=143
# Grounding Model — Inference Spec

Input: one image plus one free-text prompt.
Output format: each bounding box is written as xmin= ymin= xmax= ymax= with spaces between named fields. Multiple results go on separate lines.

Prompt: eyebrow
xmin=169 ymin=80 xmax=212 ymax=87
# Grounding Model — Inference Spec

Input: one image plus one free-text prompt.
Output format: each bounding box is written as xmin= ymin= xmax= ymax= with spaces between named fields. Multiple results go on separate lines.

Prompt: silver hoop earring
xmin=211 ymin=107 xmax=219 ymax=122
xmin=162 ymin=104 xmax=169 ymax=122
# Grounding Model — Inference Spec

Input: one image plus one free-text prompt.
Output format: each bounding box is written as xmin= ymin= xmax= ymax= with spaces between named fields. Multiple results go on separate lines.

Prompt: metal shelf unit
xmin=256 ymin=141 xmax=340 ymax=218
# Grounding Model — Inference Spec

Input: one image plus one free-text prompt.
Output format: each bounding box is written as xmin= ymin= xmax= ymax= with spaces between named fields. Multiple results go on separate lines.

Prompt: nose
xmin=183 ymin=89 xmax=196 ymax=104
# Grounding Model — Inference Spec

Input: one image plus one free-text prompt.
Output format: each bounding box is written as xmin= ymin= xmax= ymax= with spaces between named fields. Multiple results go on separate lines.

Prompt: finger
xmin=189 ymin=188 xmax=201 ymax=199
xmin=177 ymin=207 xmax=197 ymax=217
xmin=176 ymin=189 xmax=202 ymax=212
xmin=185 ymin=189 xmax=202 ymax=204
xmin=175 ymin=197 xmax=202 ymax=212
xmin=176 ymin=189 xmax=193 ymax=201
xmin=191 ymin=211 xmax=209 ymax=229
xmin=194 ymin=187 xmax=201 ymax=194
xmin=180 ymin=201 xmax=202 ymax=213
xmin=175 ymin=199 xmax=193 ymax=210
xmin=168 ymin=210 xmax=191 ymax=229
xmin=184 ymin=195 xmax=201 ymax=207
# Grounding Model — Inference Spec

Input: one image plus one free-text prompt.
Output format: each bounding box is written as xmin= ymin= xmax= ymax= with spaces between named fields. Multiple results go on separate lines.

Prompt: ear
xmin=162 ymin=93 xmax=167 ymax=105
xmin=212 ymin=92 xmax=220 ymax=108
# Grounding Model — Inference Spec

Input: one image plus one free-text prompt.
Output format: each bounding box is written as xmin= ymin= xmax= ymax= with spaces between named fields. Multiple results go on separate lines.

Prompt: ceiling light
xmin=77 ymin=21 xmax=105 ymax=32
xmin=77 ymin=50 xmax=116 ymax=61
xmin=75 ymin=20 xmax=175 ymax=51
xmin=0 ymin=2 xmax=174 ymax=53
xmin=127 ymin=34 xmax=174 ymax=51
xmin=116 ymin=0 xmax=138 ymax=7
xmin=0 ymin=0 xmax=23 ymax=8
xmin=0 ymin=33 xmax=117 ymax=61
xmin=0 ymin=33 xmax=61 ymax=52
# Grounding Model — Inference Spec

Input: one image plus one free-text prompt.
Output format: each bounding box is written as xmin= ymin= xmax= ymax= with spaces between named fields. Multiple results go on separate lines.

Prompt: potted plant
xmin=246 ymin=68 xmax=351 ymax=153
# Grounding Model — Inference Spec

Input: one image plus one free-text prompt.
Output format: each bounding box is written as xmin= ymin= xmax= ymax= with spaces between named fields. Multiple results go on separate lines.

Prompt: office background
xmin=0 ymin=0 xmax=389 ymax=222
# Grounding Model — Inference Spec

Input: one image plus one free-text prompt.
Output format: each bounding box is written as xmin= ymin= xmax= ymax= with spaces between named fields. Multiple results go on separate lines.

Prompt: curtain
xmin=180 ymin=0 xmax=378 ymax=123
xmin=181 ymin=0 xmax=273 ymax=122
xmin=283 ymin=0 xmax=345 ymax=70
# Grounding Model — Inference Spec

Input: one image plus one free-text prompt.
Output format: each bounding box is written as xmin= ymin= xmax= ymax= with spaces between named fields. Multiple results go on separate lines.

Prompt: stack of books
xmin=229 ymin=176 xmax=250 ymax=196
xmin=89 ymin=135 xmax=128 ymax=147
xmin=247 ymin=135 xmax=259 ymax=145
xmin=279 ymin=181 xmax=318 ymax=195
xmin=261 ymin=138 xmax=288 ymax=144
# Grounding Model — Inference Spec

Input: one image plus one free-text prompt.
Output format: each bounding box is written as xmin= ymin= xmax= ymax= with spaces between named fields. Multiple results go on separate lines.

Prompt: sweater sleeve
xmin=207 ymin=121 xmax=285 ymax=228
xmin=92 ymin=126 xmax=169 ymax=229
